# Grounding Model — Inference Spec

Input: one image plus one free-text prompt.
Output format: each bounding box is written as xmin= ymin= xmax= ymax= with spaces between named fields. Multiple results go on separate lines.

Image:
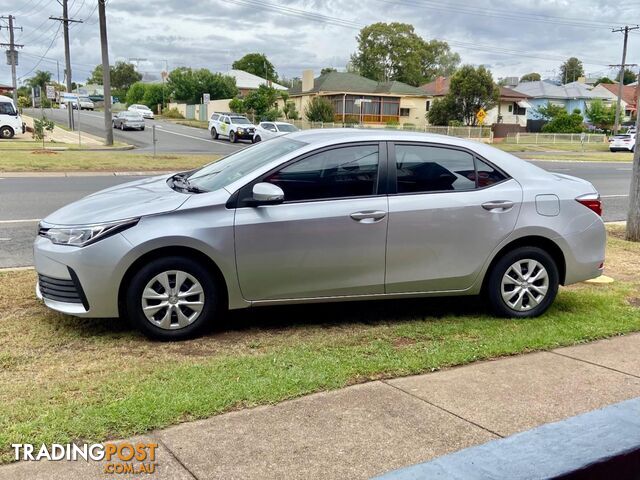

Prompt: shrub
xmin=17 ymin=96 xmax=31 ymax=109
xmin=229 ymin=98 xmax=246 ymax=114
xmin=162 ymin=107 xmax=184 ymax=119
xmin=304 ymin=96 xmax=334 ymax=122
xmin=32 ymin=116 xmax=55 ymax=148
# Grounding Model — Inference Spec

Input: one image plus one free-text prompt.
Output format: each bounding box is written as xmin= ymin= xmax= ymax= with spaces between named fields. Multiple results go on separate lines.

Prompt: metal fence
xmin=287 ymin=120 xmax=493 ymax=140
xmin=505 ymin=132 xmax=608 ymax=144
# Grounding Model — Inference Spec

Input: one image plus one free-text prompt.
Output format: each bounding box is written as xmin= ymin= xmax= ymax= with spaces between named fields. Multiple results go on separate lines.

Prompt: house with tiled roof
xmin=510 ymin=80 xmax=609 ymax=120
xmin=419 ymin=77 xmax=533 ymax=127
xmin=285 ymin=70 xmax=429 ymax=126
xmin=591 ymin=82 xmax=638 ymax=123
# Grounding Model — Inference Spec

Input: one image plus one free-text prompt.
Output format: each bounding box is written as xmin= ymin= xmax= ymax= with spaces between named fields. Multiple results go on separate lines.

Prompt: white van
xmin=0 ymin=95 xmax=25 ymax=139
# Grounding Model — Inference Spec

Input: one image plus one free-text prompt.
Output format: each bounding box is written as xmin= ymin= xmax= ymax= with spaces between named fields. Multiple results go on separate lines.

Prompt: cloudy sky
xmin=1 ymin=0 xmax=639 ymax=87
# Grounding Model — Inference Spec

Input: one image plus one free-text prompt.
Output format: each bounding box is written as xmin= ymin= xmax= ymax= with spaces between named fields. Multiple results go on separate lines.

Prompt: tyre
xmin=486 ymin=246 xmax=559 ymax=318
xmin=112 ymin=121 xmax=116 ymax=129
xmin=140 ymin=127 xmax=145 ymax=131
xmin=0 ymin=126 xmax=15 ymax=139
xmin=210 ymin=127 xmax=218 ymax=140
xmin=229 ymin=131 xmax=237 ymax=143
xmin=254 ymin=135 xmax=261 ymax=143
xmin=126 ymin=256 xmax=220 ymax=340
xmin=121 ymin=123 xmax=125 ymax=131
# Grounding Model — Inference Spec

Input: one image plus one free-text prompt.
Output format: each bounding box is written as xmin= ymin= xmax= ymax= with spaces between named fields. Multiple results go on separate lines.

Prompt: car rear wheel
xmin=126 ymin=256 xmax=220 ymax=340
xmin=0 ymin=126 xmax=15 ymax=139
xmin=229 ymin=131 xmax=237 ymax=143
xmin=486 ymin=246 xmax=559 ymax=318
xmin=210 ymin=127 xmax=218 ymax=139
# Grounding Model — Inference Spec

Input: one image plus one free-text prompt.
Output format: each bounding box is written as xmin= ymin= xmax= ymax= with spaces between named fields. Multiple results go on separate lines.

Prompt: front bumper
xmin=235 ymin=130 xmax=255 ymax=139
xmin=33 ymin=233 xmax=133 ymax=318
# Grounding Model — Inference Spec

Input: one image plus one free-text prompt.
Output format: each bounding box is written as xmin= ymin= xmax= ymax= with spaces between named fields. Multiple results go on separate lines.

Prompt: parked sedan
xmin=253 ymin=121 xmax=299 ymax=143
xmin=128 ymin=104 xmax=155 ymax=119
xmin=34 ymin=130 xmax=605 ymax=340
xmin=112 ymin=111 xmax=145 ymax=131
xmin=609 ymin=131 xmax=636 ymax=152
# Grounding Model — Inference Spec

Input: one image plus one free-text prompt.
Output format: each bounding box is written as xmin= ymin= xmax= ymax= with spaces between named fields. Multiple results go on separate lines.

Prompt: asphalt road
xmin=0 ymin=160 xmax=633 ymax=268
xmin=25 ymin=108 xmax=246 ymax=155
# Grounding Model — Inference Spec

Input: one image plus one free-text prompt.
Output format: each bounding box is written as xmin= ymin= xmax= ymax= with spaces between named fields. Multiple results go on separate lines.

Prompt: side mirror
xmin=252 ymin=182 xmax=284 ymax=206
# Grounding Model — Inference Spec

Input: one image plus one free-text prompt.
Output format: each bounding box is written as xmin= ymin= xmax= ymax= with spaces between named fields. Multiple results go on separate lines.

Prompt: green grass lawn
xmin=0 ymin=151 xmax=218 ymax=172
xmin=1 ymin=226 xmax=639 ymax=463
xmin=494 ymin=142 xmax=633 ymax=162
xmin=174 ymin=119 xmax=209 ymax=130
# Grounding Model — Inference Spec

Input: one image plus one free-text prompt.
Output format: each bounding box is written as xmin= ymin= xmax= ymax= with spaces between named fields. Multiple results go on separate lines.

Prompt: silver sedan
xmin=34 ymin=129 xmax=606 ymax=340
xmin=112 ymin=111 xmax=145 ymax=131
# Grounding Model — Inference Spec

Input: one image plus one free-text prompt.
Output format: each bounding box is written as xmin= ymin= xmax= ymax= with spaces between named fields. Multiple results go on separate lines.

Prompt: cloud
xmin=3 ymin=0 xmax=638 ymax=85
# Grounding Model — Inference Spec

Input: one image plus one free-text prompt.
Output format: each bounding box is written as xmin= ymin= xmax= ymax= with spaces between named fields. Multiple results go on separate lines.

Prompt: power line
xmin=18 ymin=23 xmax=61 ymax=80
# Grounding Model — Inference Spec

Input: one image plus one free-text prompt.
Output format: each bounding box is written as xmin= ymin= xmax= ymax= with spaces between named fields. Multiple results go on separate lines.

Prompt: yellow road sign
xmin=476 ymin=108 xmax=487 ymax=124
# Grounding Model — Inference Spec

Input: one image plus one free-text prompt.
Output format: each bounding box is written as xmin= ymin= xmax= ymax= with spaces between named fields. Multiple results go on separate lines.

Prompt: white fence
xmin=506 ymin=132 xmax=608 ymax=144
xmin=287 ymin=120 xmax=493 ymax=141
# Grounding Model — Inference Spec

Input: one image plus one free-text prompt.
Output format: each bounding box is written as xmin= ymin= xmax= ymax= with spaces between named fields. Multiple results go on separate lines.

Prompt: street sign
xmin=60 ymin=92 xmax=78 ymax=103
xmin=161 ymin=70 xmax=168 ymax=80
xmin=5 ymin=50 xmax=18 ymax=66
xmin=476 ymin=108 xmax=487 ymax=125
xmin=354 ymin=98 xmax=372 ymax=106
xmin=46 ymin=85 xmax=56 ymax=100
xmin=202 ymin=93 xmax=210 ymax=104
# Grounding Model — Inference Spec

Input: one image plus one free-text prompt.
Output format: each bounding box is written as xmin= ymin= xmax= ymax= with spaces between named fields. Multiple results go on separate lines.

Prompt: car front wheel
xmin=0 ymin=126 xmax=15 ymax=139
xmin=229 ymin=131 xmax=237 ymax=143
xmin=126 ymin=256 xmax=220 ymax=340
xmin=486 ymin=246 xmax=559 ymax=318
xmin=254 ymin=135 xmax=261 ymax=143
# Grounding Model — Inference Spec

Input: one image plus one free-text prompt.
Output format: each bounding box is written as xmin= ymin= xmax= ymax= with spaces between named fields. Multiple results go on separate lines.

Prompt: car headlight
xmin=38 ymin=218 xmax=139 ymax=247
xmin=237 ymin=127 xmax=244 ymax=133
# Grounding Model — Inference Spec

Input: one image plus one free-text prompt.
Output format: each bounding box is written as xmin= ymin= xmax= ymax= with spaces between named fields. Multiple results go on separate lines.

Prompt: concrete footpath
xmin=2 ymin=334 xmax=640 ymax=480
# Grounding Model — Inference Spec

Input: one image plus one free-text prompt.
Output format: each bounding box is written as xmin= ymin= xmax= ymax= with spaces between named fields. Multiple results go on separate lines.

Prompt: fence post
xmin=489 ymin=130 xmax=494 ymax=144
xmin=535 ymin=133 xmax=539 ymax=144
xmin=447 ymin=126 xmax=450 ymax=136
xmin=468 ymin=126 xmax=471 ymax=138
xmin=553 ymin=134 xmax=556 ymax=144
xmin=516 ymin=132 xmax=520 ymax=144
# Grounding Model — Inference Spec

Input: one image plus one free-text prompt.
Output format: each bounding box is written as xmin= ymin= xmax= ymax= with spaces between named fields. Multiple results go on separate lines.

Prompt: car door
xmin=220 ymin=116 xmax=230 ymax=136
xmin=234 ymin=142 xmax=388 ymax=301
xmin=385 ymin=142 xmax=522 ymax=293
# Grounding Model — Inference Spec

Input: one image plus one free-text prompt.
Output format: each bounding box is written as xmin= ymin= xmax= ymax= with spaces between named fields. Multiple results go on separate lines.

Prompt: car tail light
xmin=576 ymin=193 xmax=602 ymax=216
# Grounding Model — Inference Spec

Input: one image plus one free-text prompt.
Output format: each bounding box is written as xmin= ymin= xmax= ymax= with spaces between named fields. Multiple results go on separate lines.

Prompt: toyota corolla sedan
xmin=34 ymin=130 xmax=606 ymax=340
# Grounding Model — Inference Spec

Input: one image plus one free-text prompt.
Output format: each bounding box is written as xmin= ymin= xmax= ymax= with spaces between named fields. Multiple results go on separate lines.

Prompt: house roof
xmin=225 ymin=69 xmax=288 ymax=91
xmin=598 ymin=83 xmax=638 ymax=106
xmin=420 ymin=76 xmax=450 ymax=96
xmin=499 ymin=87 xmax=532 ymax=100
xmin=289 ymin=72 xmax=426 ymax=96
xmin=511 ymin=80 xmax=607 ymax=100
xmin=0 ymin=84 xmax=13 ymax=90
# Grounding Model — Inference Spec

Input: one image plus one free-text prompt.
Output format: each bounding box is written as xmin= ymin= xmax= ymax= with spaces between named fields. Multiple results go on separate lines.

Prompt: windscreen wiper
xmin=170 ymin=173 xmax=209 ymax=194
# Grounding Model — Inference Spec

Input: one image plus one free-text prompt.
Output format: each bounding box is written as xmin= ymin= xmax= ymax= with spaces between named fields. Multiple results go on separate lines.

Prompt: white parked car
xmin=0 ymin=95 xmax=25 ymax=139
xmin=609 ymin=131 xmax=636 ymax=152
xmin=72 ymin=96 xmax=95 ymax=110
xmin=253 ymin=121 xmax=299 ymax=143
xmin=128 ymin=104 xmax=155 ymax=119
xmin=209 ymin=113 xmax=256 ymax=143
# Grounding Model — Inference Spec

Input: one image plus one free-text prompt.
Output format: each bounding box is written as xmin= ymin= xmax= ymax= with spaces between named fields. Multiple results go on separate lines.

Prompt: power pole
xmin=626 ymin=73 xmax=640 ymax=241
xmin=50 ymin=0 xmax=82 ymax=129
xmin=99 ymin=0 xmax=113 ymax=146
xmin=612 ymin=25 xmax=640 ymax=134
xmin=0 ymin=15 xmax=24 ymax=105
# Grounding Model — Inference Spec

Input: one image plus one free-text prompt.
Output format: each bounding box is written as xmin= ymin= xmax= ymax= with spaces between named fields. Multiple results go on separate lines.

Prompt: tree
xmin=444 ymin=65 xmax=498 ymax=126
xmin=229 ymin=98 xmax=247 ymax=114
xmin=27 ymin=71 xmax=52 ymax=90
xmin=232 ymin=53 xmax=278 ymax=82
xmin=585 ymin=99 xmax=616 ymax=132
xmin=243 ymin=85 xmax=279 ymax=120
xmin=594 ymin=77 xmax=614 ymax=86
xmin=304 ymin=96 xmax=334 ymax=122
xmin=320 ymin=67 xmax=337 ymax=75
xmin=350 ymin=22 xmax=459 ymax=86
xmin=126 ymin=82 xmax=146 ymax=105
xmin=32 ymin=116 xmax=55 ymax=148
xmin=166 ymin=67 xmax=238 ymax=104
xmin=427 ymin=96 xmax=461 ymax=125
xmin=535 ymin=102 xmax=567 ymax=121
xmin=141 ymin=84 xmax=164 ymax=112
xmin=622 ymin=68 xmax=638 ymax=85
xmin=559 ymin=57 xmax=584 ymax=84
xmin=520 ymin=72 xmax=541 ymax=82
xmin=280 ymin=92 xmax=299 ymax=120
xmin=87 ymin=62 xmax=141 ymax=89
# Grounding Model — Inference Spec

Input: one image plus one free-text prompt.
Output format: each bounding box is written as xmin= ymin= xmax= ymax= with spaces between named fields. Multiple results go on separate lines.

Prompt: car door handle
xmin=482 ymin=200 xmax=515 ymax=211
xmin=350 ymin=210 xmax=387 ymax=222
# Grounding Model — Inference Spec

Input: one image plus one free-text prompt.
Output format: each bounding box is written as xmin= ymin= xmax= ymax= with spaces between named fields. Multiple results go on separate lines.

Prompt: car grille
xmin=38 ymin=273 xmax=86 ymax=306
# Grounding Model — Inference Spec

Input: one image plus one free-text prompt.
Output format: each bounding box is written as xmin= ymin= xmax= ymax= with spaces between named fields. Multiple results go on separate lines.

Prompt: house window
xmin=426 ymin=100 xmax=431 ymax=112
xmin=513 ymin=103 xmax=526 ymax=115
xmin=400 ymin=108 xmax=410 ymax=117
xmin=508 ymin=105 xmax=513 ymax=113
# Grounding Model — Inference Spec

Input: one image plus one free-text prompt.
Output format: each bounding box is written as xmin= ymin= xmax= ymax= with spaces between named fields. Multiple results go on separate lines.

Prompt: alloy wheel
xmin=141 ymin=270 xmax=205 ymax=329
xmin=500 ymin=259 xmax=549 ymax=312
